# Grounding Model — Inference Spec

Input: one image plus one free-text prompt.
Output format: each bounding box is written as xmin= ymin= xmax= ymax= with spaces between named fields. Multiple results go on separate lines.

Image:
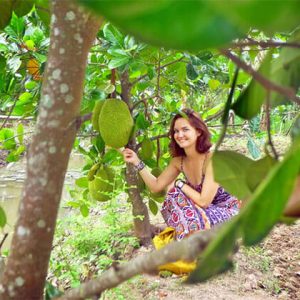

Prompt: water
xmin=0 ymin=153 xmax=85 ymax=251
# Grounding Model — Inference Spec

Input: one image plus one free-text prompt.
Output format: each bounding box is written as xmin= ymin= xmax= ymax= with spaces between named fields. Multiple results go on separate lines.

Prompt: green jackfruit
xmin=89 ymin=168 xmax=111 ymax=202
xmin=92 ymin=100 xmax=104 ymax=132
xmin=140 ymin=138 xmax=153 ymax=160
xmin=99 ymin=99 xmax=134 ymax=148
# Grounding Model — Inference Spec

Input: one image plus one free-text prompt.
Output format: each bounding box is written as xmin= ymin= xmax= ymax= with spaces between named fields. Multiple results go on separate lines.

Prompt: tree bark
xmin=0 ymin=1 xmax=101 ymax=299
xmin=120 ymin=70 xmax=152 ymax=245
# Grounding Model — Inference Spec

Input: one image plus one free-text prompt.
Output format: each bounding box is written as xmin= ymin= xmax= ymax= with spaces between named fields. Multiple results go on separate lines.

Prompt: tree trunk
xmin=0 ymin=1 xmax=101 ymax=299
xmin=120 ymin=71 xmax=152 ymax=245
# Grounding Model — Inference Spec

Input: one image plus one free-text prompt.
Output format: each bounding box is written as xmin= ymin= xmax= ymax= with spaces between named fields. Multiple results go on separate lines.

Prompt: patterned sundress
xmin=161 ymin=155 xmax=240 ymax=241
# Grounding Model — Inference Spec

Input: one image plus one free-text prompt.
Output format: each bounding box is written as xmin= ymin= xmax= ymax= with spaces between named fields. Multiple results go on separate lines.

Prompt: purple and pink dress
xmin=161 ymin=156 xmax=240 ymax=241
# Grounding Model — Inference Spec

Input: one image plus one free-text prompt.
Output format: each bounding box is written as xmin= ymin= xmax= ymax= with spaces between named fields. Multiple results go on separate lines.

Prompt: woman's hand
xmin=122 ymin=148 xmax=140 ymax=166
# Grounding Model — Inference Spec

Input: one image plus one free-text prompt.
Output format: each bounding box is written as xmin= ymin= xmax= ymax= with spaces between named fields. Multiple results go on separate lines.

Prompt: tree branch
xmin=131 ymin=56 xmax=185 ymax=86
xmin=57 ymin=227 xmax=218 ymax=300
xmin=220 ymin=49 xmax=300 ymax=105
xmin=230 ymin=40 xmax=300 ymax=50
xmin=266 ymin=91 xmax=279 ymax=160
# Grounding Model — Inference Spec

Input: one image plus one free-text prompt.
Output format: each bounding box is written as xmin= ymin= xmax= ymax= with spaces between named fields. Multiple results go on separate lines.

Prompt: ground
xmin=104 ymin=220 xmax=300 ymax=300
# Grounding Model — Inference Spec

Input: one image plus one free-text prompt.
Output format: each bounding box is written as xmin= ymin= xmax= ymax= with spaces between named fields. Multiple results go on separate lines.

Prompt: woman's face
xmin=173 ymin=118 xmax=200 ymax=149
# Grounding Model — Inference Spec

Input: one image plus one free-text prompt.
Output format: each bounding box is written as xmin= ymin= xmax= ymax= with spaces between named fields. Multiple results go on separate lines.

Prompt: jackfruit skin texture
xmin=89 ymin=168 xmax=111 ymax=202
xmin=140 ymin=138 xmax=153 ymax=160
xmin=99 ymin=99 xmax=134 ymax=149
xmin=92 ymin=101 xmax=104 ymax=132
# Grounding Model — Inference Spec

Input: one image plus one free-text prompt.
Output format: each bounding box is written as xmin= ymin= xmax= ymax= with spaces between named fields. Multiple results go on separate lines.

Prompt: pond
xmin=0 ymin=153 xmax=85 ymax=251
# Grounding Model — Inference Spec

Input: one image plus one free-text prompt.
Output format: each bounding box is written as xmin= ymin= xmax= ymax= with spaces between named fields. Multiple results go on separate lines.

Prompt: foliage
xmin=188 ymin=138 xmax=300 ymax=282
xmin=49 ymin=200 xmax=139 ymax=289
xmin=79 ymin=0 xmax=299 ymax=50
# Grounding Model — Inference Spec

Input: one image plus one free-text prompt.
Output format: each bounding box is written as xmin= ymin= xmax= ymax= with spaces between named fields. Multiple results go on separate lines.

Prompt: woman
xmin=123 ymin=109 xmax=240 ymax=240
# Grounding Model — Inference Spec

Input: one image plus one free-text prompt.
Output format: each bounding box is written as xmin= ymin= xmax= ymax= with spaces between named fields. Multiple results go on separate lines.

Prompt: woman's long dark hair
xmin=169 ymin=108 xmax=212 ymax=157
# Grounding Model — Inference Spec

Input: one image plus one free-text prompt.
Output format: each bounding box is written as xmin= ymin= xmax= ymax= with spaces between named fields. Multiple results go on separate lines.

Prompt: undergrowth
xmin=47 ymin=199 xmax=139 ymax=290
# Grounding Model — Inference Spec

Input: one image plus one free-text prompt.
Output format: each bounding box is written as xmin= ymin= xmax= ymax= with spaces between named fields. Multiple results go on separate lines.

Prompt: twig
xmin=220 ymin=49 xmax=300 ymax=105
xmin=230 ymin=40 xmax=300 ymax=50
xmin=57 ymin=227 xmax=219 ymax=300
xmin=130 ymin=56 xmax=185 ymax=86
xmin=266 ymin=91 xmax=279 ymax=160
xmin=204 ymin=109 xmax=224 ymax=123
xmin=0 ymin=234 xmax=8 ymax=251
xmin=215 ymin=67 xmax=239 ymax=150
xmin=156 ymin=139 xmax=160 ymax=167
xmin=131 ymin=100 xmax=146 ymax=112
xmin=0 ymin=96 xmax=19 ymax=130
xmin=110 ymin=68 xmax=116 ymax=99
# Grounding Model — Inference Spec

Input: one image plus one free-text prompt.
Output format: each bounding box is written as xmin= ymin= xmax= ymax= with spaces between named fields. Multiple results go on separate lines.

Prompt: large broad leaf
xmin=242 ymin=139 xmax=300 ymax=245
xmin=188 ymin=218 xmax=240 ymax=283
xmin=0 ymin=0 xmax=13 ymax=30
xmin=188 ymin=139 xmax=300 ymax=283
xmin=246 ymin=155 xmax=277 ymax=191
xmin=212 ymin=151 xmax=253 ymax=199
xmin=13 ymin=0 xmax=35 ymax=17
xmin=78 ymin=0 xmax=300 ymax=51
xmin=233 ymin=30 xmax=300 ymax=119
xmin=232 ymin=51 xmax=272 ymax=119
xmin=270 ymin=30 xmax=300 ymax=106
xmin=78 ymin=0 xmax=244 ymax=50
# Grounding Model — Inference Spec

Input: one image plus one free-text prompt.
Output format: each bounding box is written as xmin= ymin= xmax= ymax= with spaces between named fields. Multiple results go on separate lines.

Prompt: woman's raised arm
xmin=122 ymin=148 xmax=180 ymax=193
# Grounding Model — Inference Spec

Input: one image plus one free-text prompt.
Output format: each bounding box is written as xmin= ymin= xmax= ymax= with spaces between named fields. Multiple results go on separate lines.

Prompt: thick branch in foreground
xmin=0 ymin=1 xmax=102 ymax=299
xmin=220 ymin=49 xmax=300 ymax=105
xmin=58 ymin=228 xmax=218 ymax=300
xmin=59 ymin=175 xmax=300 ymax=299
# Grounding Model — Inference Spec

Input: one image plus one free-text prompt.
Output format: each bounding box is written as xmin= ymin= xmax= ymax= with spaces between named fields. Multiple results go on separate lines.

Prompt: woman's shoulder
xmin=170 ymin=156 xmax=183 ymax=170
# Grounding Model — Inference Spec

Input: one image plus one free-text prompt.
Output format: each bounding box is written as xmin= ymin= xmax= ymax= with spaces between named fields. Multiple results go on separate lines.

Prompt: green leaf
xmin=242 ymin=139 xmax=300 ymax=245
xmin=149 ymin=199 xmax=158 ymax=215
xmin=7 ymin=56 xmax=22 ymax=73
xmin=102 ymin=23 xmax=124 ymax=47
xmin=291 ymin=114 xmax=300 ymax=141
xmin=135 ymin=113 xmax=150 ymax=130
xmin=14 ymin=144 xmax=25 ymax=156
xmin=79 ymin=1 xmax=300 ymax=51
xmin=232 ymin=51 xmax=272 ymax=119
xmin=25 ymin=80 xmax=37 ymax=90
xmin=246 ymin=136 xmax=260 ymax=159
xmin=0 ymin=128 xmax=16 ymax=150
xmin=13 ymin=0 xmax=34 ymax=17
xmin=212 ymin=151 xmax=253 ymax=199
xmin=108 ymin=56 xmax=130 ymax=69
xmin=35 ymin=0 xmax=50 ymax=27
xmin=0 ymin=206 xmax=7 ymax=228
xmin=80 ymin=204 xmax=89 ymax=217
xmin=186 ymin=63 xmax=198 ymax=80
xmin=202 ymin=103 xmax=224 ymax=119
xmin=208 ymin=79 xmax=220 ymax=90
xmin=188 ymin=218 xmax=240 ymax=283
xmin=188 ymin=139 xmax=300 ymax=283
xmin=75 ymin=177 xmax=88 ymax=188
xmin=17 ymin=123 xmax=24 ymax=144
xmin=270 ymin=30 xmax=300 ymax=106
xmin=79 ymin=0 xmax=243 ymax=51
xmin=0 ymin=0 xmax=13 ymax=30
xmin=246 ymin=155 xmax=277 ymax=191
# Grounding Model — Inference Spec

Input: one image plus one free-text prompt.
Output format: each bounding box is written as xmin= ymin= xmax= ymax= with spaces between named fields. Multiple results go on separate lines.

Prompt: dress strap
xmin=201 ymin=153 xmax=208 ymax=177
xmin=180 ymin=156 xmax=184 ymax=172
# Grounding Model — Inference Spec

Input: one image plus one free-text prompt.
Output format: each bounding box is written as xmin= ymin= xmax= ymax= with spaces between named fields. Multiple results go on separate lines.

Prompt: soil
xmin=106 ymin=220 xmax=300 ymax=300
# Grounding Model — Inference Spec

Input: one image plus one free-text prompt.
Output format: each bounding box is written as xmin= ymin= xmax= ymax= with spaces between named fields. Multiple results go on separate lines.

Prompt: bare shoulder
xmin=170 ymin=156 xmax=182 ymax=171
